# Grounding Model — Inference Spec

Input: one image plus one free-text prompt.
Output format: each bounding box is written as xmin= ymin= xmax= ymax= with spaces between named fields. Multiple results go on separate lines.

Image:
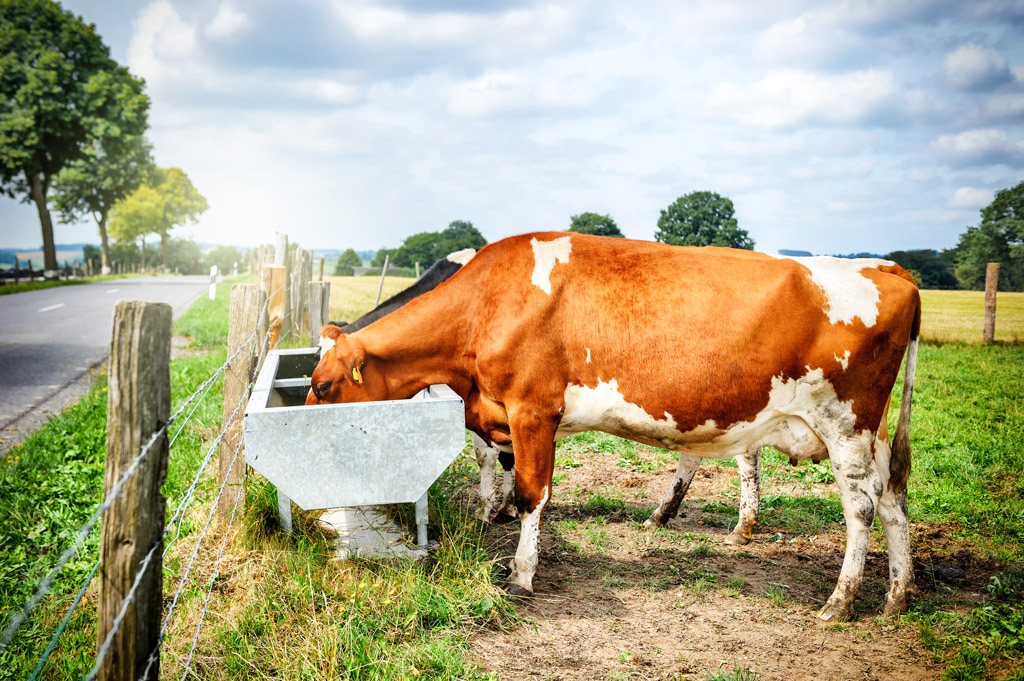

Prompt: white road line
xmin=38 ymin=303 xmax=65 ymax=313
xmin=106 ymin=288 xmax=119 ymax=294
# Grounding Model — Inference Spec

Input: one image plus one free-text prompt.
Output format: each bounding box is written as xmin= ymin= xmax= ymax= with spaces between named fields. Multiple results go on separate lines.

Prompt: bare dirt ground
xmin=470 ymin=447 xmax=995 ymax=681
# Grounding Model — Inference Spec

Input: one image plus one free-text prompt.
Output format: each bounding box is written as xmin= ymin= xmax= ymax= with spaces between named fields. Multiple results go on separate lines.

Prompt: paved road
xmin=0 ymin=276 xmax=210 ymax=449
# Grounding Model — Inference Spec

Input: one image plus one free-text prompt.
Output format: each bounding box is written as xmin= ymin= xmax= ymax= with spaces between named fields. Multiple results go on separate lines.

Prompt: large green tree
xmin=885 ymin=249 xmax=958 ymax=290
xmin=955 ymin=181 xmax=1024 ymax=291
xmin=655 ymin=191 xmax=755 ymax=250
xmin=392 ymin=220 xmax=487 ymax=268
xmin=148 ymin=167 xmax=208 ymax=269
xmin=333 ymin=248 xmax=362 ymax=276
xmin=108 ymin=184 xmax=160 ymax=270
xmin=51 ymin=65 xmax=152 ymax=274
xmin=0 ymin=0 xmax=120 ymax=278
xmin=569 ymin=212 xmax=624 ymax=237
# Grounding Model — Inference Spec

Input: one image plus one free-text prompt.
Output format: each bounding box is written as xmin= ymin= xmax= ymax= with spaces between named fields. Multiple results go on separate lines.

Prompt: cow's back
xmin=456 ymin=232 xmax=919 ymax=444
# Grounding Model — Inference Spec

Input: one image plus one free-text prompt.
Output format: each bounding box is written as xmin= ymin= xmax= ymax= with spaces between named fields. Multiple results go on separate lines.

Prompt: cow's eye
xmin=314 ymin=381 xmax=332 ymax=397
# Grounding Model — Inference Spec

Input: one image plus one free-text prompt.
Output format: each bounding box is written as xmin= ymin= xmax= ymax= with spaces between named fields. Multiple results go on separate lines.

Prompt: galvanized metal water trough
xmin=243 ymin=348 xmax=465 ymax=550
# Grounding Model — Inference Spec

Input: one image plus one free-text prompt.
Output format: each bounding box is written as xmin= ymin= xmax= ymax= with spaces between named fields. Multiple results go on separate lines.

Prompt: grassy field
xmin=920 ymin=290 xmax=1024 ymax=344
xmin=323 ymin=275 xmax=419 ymax=327
xmin=0 ymin=281 xmax=1021 ymax=680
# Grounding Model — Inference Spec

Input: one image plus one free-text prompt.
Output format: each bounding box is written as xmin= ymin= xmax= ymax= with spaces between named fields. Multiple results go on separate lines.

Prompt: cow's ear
xmin=341 ymin=336 xmax=367 ymax=385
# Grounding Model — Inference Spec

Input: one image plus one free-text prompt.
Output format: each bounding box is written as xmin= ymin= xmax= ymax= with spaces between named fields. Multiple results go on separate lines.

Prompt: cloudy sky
xmin=2 ymin=0 xmax=1023 ymax=255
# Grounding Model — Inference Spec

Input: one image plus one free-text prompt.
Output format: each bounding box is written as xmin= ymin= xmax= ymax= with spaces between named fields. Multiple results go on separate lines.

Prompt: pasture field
xmin=0 ymin=282 xmax=1021 ymax=681
xmin=324 ymin=274 xmax=420 ymax=326
xmin=920 ymin=290 xmax=1024 ymax=344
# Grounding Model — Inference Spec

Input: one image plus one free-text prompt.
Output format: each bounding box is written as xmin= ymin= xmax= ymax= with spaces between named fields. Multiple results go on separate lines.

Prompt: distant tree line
xmin=328 ymin=182 xmax=1022 ymax=291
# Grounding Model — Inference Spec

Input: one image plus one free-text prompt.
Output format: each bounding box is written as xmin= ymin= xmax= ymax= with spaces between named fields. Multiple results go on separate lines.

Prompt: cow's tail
xmin=890 ymin=296 xmax=920 ymax=494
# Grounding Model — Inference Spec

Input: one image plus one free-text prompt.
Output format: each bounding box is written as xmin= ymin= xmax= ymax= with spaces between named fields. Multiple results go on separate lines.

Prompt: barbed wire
xmin=178 ymin=472 xmax=245 ymax=681
xmin=26 ymin=559 xmax=100 ymax=681
xmin=3 ymin=278 xmax=296 ymax=675
xmin=0 ymin=421 xmax=169 ymax=651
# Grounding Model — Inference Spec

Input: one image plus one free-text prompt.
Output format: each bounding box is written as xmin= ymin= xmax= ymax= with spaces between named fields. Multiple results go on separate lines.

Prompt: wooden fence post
xmin=262 ymin=264 xmax=287 ymax=352
xmin=318 ymin=257 xmax=324 ymax=282
xmin=97 ymin=301 xmax=171 ymax=681
xmin=219 ymin=285 xmax=267 ymax=520
xmin=13 ymin=256 xmax=18 ymax=284
xmin=308 ymin=281 xmax=331 ymax=347
xmin=984 ymin=262 xmax=999 ymax=343
xmin=290 ymin=249 xmax=311 ymax=338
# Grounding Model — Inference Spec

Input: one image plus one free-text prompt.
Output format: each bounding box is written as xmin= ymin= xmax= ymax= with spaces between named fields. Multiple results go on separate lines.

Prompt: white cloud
xmin=707 ymin=69 xmax=904 ymax=129
xmin=949 ymin=187 xmax=993 ymax=209
xmin=932 ymin=128 xmax=1024 ymax=165
xmin=944 ymin=44 xmax=1011 ymax=91
xmin=205 ymin=3 xmax=251 ymax=40
xmin=127 ymin=1 xmax=200 ymax=90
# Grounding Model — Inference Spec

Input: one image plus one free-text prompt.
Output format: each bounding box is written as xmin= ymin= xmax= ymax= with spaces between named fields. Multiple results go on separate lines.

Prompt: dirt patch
xmin=470 ymin=448 xmax=989 ymax=680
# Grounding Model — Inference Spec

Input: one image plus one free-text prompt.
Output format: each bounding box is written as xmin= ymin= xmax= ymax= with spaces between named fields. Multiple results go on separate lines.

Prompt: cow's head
xmin=306 ymin=324 xmax=372 ymax=405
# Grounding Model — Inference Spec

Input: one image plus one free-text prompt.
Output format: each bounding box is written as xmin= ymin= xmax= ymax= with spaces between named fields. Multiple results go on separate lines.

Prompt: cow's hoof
xmin=883 ymin=592 xmax=910 ymax=618
xmin=816 ymin=600 xmax=853 ymax=622
xmin=489 ymin=511 xmax=518 ymax=525
xmin=643 ymin=516 xmax=665 ymax=528
xmin=502 ymin=583 xmax=533 ymax=597
xmin=724 ymin=532 xmax=752 ymax=546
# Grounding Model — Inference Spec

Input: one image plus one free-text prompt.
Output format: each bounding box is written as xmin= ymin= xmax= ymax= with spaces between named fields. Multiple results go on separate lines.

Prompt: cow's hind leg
xmin=644 ymin=452 xmax=700 ymax=527
xmin=504 ymin=410 xmax=558 ymax=597
xmin=874 ymin=435 xmax=914 ymax=617
xmin=726 ymin=448 xmax=761 ymax=545
xmin=818 ymin=436 xmax=884 ymax=621
xmin=473 ymin=433 xmax=501 ymax=522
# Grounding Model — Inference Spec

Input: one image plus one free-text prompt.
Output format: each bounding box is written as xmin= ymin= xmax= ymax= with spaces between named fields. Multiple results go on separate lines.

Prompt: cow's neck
xmin=354 ymin=299 xmax=470 ymax=402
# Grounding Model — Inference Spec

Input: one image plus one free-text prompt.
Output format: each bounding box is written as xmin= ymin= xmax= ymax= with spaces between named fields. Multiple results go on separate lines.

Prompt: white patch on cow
xmin=319 ymin=334 xmax=336 ymax=355
xmin=508 ymin=485 xmax=549 ymax=592
xmin=771 ymin=254 xmax=891 ymax=327
xmin=558 ymin=378 xmax=682 ymax=444
xmin=530 ymin=236 xmax=572 ymax=294
xmin=445 ymin=248 xmax=476 ymax=266
xmin=835 ymin=349 xmax=851 ymax=370
xmin=585 ymin=347 xmax=592 ymax=363
xmin=683 ymin=368 xmax=862 ymax=461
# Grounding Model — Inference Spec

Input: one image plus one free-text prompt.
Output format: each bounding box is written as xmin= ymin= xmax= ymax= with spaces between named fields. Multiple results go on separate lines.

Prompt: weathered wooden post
xmin=219 ymin=285 xmax=267 ymax=521
xmin=375 ymin=254 xmax=390 ymax=307
xmin=97 ymin=301 xmax=171 ymax=681
xmin=318 ymin=257 xmax=325 ymax=282
xmin=13 ymin=256 xmax=18 ymax=284
xmin=289 ymin=249 xmax=311 ymax=337
xmin=984 ymin=262 xmax=1000 ymax=343
xmin=26 ymin=259 xmax=33 ymax=280
xmin=415 ymin=262 xmax=420 ymax=280
xmin=262 ymin=264 xmax=287 ymax=352
xmin=308 ymin=281 xmax=331 ymax=347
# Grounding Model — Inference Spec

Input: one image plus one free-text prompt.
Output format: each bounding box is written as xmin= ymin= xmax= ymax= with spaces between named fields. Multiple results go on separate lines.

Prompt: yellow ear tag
xmin=352 ymin=366 xmax=362 ymax=384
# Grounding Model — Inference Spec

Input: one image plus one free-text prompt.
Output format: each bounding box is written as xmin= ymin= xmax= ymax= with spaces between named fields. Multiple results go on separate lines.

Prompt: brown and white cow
xmin=307 ymin=232 xmax=920 ymax=620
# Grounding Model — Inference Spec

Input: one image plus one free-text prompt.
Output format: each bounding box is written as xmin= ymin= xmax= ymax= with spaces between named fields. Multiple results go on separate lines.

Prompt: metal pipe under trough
xmin=244 ymin=348 xmax=465 ymax=557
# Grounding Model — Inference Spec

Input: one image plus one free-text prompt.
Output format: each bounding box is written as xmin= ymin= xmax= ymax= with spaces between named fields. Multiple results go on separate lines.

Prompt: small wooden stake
xmin=375 ymin=254 xmax=390 ymax=307
xmin=984 ymin=262 xmax=999 ymax=343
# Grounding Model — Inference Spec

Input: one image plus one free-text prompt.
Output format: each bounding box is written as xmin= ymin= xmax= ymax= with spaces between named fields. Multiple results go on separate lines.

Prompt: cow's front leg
xmin=504 ymin=409 xmax=557 ymax=597
xmin=644 ymin=452 xmax=700 ymax=527
xmin=726 ymin=448 xmax=761 ymax=545
xmin=818 ymin=438 xmax=882 ymax=621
